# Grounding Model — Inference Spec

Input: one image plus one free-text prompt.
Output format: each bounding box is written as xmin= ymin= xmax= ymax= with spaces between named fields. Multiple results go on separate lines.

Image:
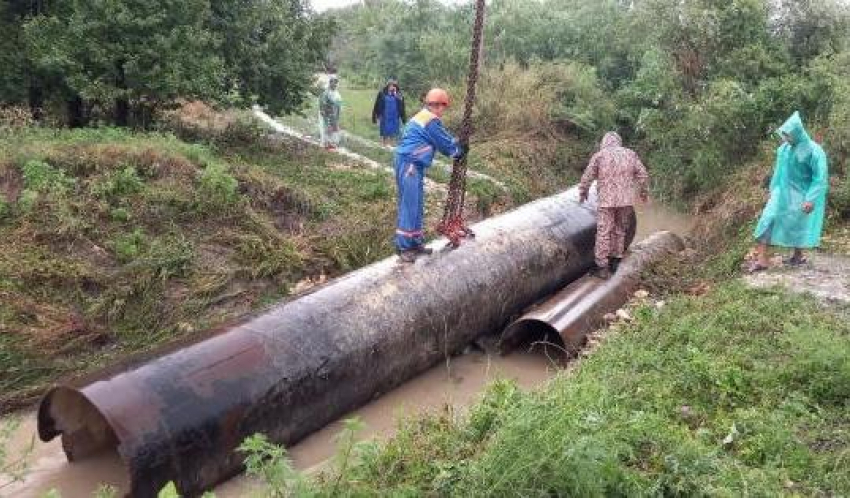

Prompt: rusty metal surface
xmin=500 ymin=231 xmax=685 ymax=354
xmin=38 ymin=186 xmax=613 ymax=497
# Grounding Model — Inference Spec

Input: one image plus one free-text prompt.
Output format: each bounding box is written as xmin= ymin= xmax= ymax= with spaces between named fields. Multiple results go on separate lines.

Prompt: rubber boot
xmin=609 ymin=257 xmax=622 ymax=274
xmin=399 ymin=250 xmax=418 ymax=264
xmin=589 ymin=265 xmax=611 ymax=280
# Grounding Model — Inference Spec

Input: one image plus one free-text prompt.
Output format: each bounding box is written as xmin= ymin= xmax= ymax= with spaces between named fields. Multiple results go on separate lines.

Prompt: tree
xmin=25 ymin=0 xmax=224 ymax=127
xmin=209 ymin=0 xmax=337 ymax=115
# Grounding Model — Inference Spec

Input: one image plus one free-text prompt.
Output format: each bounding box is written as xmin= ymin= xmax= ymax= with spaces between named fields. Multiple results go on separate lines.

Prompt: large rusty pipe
xmin=36 ymin=186 xmax=631 ymax=497
xmin=499 ymin=231 xmax=684 ymax=354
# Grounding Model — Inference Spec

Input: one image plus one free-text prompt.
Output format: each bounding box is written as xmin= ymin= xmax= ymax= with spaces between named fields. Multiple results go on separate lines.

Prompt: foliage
xmin=2 ymin=0 xmax=335 ymax=126
xmin=24 ymin=0 xmax=223 ymax=127
xmin=239 ymin=433 xmax=310 ymax=498
xmin=196 ymin=162 xmax=239 ymax=212
xmin=329 ymin=0 xmax=850 ymax=202
xmin=307 ymin=283 xmax=850 ymax=496
xmin=208 ymin=0 xmax=337 ymax=115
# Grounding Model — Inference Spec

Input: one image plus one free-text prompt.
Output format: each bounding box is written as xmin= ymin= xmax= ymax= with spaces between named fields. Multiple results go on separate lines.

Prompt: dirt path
xmin=338 ymin=130 xmax=507 ymax=190
xmin=252 ymin=107 xmax=507 ymax=192
xmin=252 ymin=107 xmax=449 ymax=193
xmin=743 ymin=251 xmax=850 ymax=305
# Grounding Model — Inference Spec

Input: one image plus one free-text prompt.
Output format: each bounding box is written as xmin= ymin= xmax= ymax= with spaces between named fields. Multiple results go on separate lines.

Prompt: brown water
xmin=1 ymin=203 xmax=693 ymax=498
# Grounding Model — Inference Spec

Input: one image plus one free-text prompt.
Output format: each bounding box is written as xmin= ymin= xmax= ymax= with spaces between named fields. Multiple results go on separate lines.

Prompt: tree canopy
xmin=1 ymin=0 xmax=336 ymax=126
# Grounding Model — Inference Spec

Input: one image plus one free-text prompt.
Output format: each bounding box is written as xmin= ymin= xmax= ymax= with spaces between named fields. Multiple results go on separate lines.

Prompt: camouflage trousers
xmin=595 ymin=206 xmax=631 ymax=268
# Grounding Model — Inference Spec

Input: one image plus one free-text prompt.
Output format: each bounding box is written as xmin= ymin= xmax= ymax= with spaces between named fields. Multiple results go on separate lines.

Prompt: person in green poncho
xmin=749 ymin=111 xmax=828 ymax=272
xmin=318 ymin=75 xmax=343 ymax=150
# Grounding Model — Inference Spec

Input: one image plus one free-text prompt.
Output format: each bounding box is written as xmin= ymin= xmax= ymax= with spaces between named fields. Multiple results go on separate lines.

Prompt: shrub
xmin=216 ymin=113 xmax=266 ymax=149
xmin=112 ymin=229 xmax=146 ymax=263
xmin=21 ymin=159 xmax=74 ymax=194
xmin=91 ymin=165 xmax=144 ymax=201
xmin=196 ymin=162 xmax=239 ymax=212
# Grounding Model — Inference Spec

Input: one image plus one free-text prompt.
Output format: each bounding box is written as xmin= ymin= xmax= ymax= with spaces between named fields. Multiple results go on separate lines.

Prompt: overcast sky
xmin=310 ymin=0 xmax=359 ymax=12
xmin=311 ymin=0 xmax=463 ymax=12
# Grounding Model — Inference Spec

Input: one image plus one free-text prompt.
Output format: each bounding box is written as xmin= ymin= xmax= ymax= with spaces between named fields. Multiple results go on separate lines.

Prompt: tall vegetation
xmin=330 ymin=0 xmax=850 ymax=202
xmin=0 ymin=0 xmax=335 ymax=127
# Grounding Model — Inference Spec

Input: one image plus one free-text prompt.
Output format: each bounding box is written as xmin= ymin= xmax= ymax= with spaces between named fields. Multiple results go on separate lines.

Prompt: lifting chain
xmin=436 ymin=0 xmax=486 ymax=248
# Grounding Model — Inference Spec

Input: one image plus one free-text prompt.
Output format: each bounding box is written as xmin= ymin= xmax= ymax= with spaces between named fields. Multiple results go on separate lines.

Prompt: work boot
xmin=609 ymin=257 xmax=623 ymax=274
xmin=399 ymin=249 xmax=419 ymax=264
xmin=589 ymin=265 xmax=611 ymax=280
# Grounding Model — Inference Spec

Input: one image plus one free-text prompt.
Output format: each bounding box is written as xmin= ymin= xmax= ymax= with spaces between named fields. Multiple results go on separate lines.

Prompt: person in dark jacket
xmin=372 ymin=79 xmax=407 ymax=147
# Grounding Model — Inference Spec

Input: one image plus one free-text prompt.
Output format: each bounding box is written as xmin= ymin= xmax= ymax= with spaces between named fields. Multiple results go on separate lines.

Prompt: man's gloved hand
xmin=454 ymin=144 xmax=468 ymax=161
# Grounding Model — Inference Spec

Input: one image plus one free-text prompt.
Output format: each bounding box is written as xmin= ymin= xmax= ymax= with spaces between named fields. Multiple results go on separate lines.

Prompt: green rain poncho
xmin=754 ymin=112 xmax=828 ymax=248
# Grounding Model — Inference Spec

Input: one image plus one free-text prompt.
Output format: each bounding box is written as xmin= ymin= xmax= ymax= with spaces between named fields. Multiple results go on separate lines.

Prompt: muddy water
xmin=2 ymin=203 xmax=693 ymax=498
xmin=634 ymin=199 xmax=694 ymax=242
xmin=3 ymin=351 xmax=556 ymax=498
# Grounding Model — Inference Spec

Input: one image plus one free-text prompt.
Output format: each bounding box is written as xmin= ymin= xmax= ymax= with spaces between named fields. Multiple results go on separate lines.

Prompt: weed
xmin=239 ymin=433 xmax=311 ymax=498
xmin=112 ymin=228 xmax=147 ymax=263
xmin=91 ymin=165 xmax=144 ymax=201
xmin=357 ymin=172 xmax=392 ymax=201
xmin=236 ymin=235 xmax=304 ymax=280
xmin=317 ymin=223 xmax=393 ymax=271
xmin=21 ymin=160 xmax=73 ymax=194
xmin=93 ymin=484 xmax=119 ymax=498
xmin=307 ymin=283 xmax=850 ymax=496
xmin=197 ymin=162 xmax=239 ymax=212
xmin=109 ymin=207 xmax=131 ymax=222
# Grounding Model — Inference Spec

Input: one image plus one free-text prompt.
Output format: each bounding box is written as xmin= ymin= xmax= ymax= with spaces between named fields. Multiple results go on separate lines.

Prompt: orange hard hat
xmin=424 ymin=88 xmax=450 ymax=107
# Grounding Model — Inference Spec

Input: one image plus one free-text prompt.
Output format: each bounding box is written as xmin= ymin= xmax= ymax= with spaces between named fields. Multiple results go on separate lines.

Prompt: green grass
xmin=0 ymin=124 xmax=402 ymax=410
xmin=284 ymin=82 xmax=382 ymax=142
xmin=296 ymin=282 xmax=850 ymax=496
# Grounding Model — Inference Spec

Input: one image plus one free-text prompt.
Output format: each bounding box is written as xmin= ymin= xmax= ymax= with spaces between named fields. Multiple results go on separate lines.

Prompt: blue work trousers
xmin=394 ymin=155 xmax=426 ymax=251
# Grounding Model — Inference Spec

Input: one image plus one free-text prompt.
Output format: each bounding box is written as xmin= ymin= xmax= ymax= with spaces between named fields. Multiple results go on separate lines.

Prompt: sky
xmin=310 ymin=0 xmax=360 ymax=12
xmin=311 ymin=0 xmax=463 ymax=13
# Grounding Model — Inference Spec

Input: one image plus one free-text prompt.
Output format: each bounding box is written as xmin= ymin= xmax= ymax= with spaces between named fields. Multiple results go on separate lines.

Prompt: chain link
xmin=437 ymin=0 xmax=485 ymax=247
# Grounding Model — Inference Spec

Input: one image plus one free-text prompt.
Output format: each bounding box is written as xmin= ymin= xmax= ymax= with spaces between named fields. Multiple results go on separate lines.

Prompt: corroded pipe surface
xmin=38 ymin=186 xmax=629 ymax=497
xmin=499 ymin=231 xmax=684 ymax=354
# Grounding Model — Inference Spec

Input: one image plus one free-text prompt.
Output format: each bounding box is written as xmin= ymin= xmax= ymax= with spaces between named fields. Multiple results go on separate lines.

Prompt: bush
xmin=21 ymin=159 xmax=74 ymax=194
xmin=91 ymin=165 xmax=144 ymax=201
xmin=196 ymin=162 xmax=239 ymax=212
xmin=112 ymin=229 xmax=146 ymax=263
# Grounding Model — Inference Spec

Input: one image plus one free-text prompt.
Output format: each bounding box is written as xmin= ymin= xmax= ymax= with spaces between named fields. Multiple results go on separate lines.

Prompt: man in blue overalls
xmin=393 ymin=88 xmax=466 ymax=263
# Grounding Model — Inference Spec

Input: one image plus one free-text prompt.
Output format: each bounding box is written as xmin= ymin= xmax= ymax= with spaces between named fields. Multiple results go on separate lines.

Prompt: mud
xmin=743 ymin=251 xmax=850 ymax=305
xmin=2 ymin=202 xmax=693 ymax=498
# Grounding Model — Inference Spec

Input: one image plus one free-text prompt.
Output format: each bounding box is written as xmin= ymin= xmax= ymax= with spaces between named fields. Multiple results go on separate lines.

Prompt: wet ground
xmin=2 ymin=202 xmax=694 ymax=498
xmin=743 ymin=251 xmax=850 ymax=305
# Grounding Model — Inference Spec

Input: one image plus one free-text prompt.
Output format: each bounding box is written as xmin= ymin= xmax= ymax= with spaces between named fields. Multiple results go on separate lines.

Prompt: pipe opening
xmin=501 ymin=319 xmax=572 ymax=362
xmin=38 ymin=387 xmax=120 ymax=462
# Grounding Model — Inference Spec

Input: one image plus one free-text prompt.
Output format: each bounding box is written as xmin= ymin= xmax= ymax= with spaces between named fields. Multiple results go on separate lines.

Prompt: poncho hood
xmin=777 ymin=111 xmax=811 ymax=145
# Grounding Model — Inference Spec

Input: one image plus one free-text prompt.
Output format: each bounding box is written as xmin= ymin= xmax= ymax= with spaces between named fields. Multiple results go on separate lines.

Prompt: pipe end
xmin=499 ymin=319 xmax=575 ymax=358
xmin=38 ymin=386 xmax=119 ymax=461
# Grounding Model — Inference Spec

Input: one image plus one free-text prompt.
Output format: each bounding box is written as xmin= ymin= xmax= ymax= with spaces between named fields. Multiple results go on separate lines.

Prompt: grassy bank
xmin=0 ymin=123 xmax=409 ymax=410
xmin=297 ymin=282 xmax=849 ymax=496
